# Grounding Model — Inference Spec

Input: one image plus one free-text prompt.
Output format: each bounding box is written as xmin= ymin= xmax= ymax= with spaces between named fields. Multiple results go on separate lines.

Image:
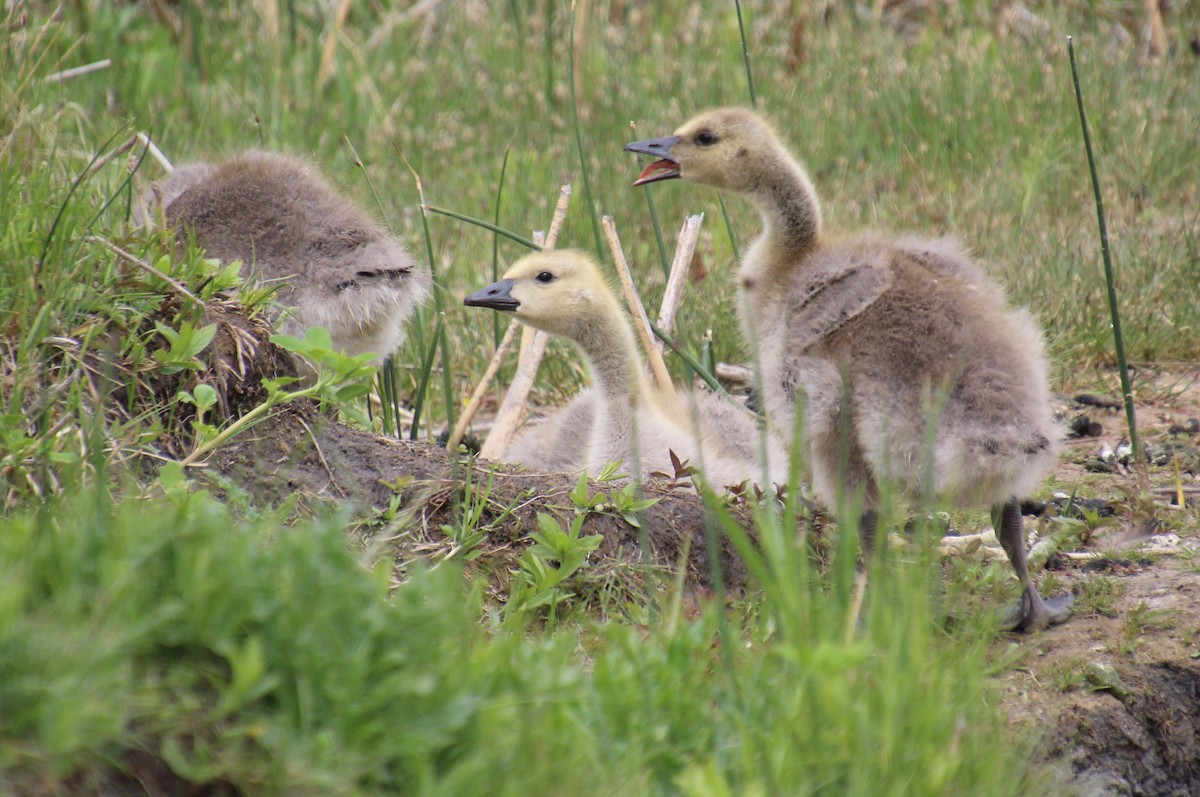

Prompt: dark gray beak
xmin=464 ymin=278 xmax=519 ymax=311
xmin=625 ymin=135 xmax=681 ymax=186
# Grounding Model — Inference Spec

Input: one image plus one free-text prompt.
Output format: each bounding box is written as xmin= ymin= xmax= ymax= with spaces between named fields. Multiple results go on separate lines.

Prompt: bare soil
xmin=1001 ymin=369 xmax=1200 ymax=797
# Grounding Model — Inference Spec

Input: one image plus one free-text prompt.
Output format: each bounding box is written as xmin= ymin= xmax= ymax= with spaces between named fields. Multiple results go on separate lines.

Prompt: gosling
xmin=627 ymin=108 xmax=1069 ymax=632
xmin=464 ymin=249 xmax=783 ymax=490
xmin=148 ymin=151 xmax=430 ymax=364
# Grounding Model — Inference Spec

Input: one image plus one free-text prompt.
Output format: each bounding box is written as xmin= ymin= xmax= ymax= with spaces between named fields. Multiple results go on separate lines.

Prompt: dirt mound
xmin=206 ymin=406 xmax=758 ymax=593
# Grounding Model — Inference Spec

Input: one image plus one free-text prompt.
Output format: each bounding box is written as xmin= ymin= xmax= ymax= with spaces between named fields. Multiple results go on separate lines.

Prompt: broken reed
xmin=1067 ymin=36 xmax=1140 ymax=461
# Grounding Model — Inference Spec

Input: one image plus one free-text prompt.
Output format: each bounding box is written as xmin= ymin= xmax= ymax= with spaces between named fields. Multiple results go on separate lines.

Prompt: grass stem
xmin=733 ymin=0 xmax=757 ymax=109
xmin=1067 ymin=36 xmax=1140 ymax=461
xmin=568 ymin=0 xmax=606 ymax=263
xmin=649 ymin=319 xmax=723 ymax=394
xmin=491 ymin=148 xmax=511 ymax=348
xmin=643 ymin=186 xmax=671 ymax=279
xmin=423 ymin=205 xmax=542 ymax=251
xmin=402 ymin=154 xmax=457 ymax=433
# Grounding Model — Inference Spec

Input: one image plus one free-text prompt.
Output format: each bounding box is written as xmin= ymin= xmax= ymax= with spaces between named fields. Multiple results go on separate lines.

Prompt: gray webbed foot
xmin=998 ymin=586 xmax=1074 ymax=633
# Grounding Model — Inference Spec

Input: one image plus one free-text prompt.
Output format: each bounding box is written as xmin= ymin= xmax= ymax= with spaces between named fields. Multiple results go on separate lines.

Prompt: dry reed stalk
xmin=318 ymin=0 xmax=354 ymax=86
xmin=600 ymin=215 xmax=672 ymax=392
xmin=43 ymin=58 xmax=112 ymax=84
xmin=444 ymin=321 xmax=520 ymax=452
xmin=655 ymin=213 xmax=704 ymax=349
xmin=86 ymin=236 xmax=205 ymax=307
xmin=477 ymin=186 xmax=571 ymax=461
xmin=85 ymin=133 xmax=173 ymax=182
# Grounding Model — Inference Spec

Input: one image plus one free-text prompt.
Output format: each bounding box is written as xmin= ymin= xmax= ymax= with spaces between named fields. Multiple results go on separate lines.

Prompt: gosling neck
xmin=572 ymin=308 xmax=647 ymax=409
xmin=742 ymin=151 xmax=822 ymax=281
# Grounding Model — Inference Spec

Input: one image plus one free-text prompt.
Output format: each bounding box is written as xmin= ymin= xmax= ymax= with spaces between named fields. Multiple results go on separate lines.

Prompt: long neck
xmin=572 ymin=306 xmax=652 ymax=473
xmin=743 ymin=151 xmax=822 ymax=283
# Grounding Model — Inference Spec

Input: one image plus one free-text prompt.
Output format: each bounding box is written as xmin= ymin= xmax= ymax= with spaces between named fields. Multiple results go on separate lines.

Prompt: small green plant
xmin=438 ymin=469 xmax=521 ymax=564
xmin=151 ymin=320 xmax=217 ymax=375
xmin=568 ymin=471 xmax=660 ymax=526
xmin=1043 ymin=657 xmax=1090 ymax=692
xmin=177 ymin=327 xmax=377 ymax=465
xmin=1118 ymin=601 xmax=1176 ymax=657
xmin=1075 ymin=572 xmax=1122 ymax=618
xmin=504 ymin=512 xmax=603 ymax=624
xmin=176 ymin=382 xmax=219 ymax=448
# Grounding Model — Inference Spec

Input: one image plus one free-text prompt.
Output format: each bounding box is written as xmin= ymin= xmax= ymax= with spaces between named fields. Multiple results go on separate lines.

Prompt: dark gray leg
xmin=859 ymin=509 xmax=878 ymax=556
xmin=992 ymin=497 xmax=1073 ymax=632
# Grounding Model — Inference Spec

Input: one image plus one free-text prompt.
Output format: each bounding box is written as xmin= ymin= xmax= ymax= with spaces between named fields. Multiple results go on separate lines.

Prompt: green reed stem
xmin=568 ymin=0 xmax=606 ymax=262
xmin=733 ymin=0 xmax=757 ymax=109
xmin=423 ymin=205 xmax=542 ymax=251
xmin=491 ymin=148 xmax=511 ymax=348
xmin=717 ymin=194 xmax=741 ymax=263
xmin=643 ymin=185 xmax=671 ymax=279
xmin=409 ymin=313 xmax=445 ymax=442
xmin=407 ymin=163 xmax=457 ymax=433
xmin=1067 ymin=37 xmax=1140 ymax=460
xmin=649 ymin=319 xmax=723 ymax=394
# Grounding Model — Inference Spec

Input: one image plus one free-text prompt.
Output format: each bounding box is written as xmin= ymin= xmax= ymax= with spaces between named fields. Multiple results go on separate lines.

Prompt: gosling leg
xmin=859 ymin=509 xmax=878 ymax=556
xmin=993 ymin=497 xmax=1074 ymax=632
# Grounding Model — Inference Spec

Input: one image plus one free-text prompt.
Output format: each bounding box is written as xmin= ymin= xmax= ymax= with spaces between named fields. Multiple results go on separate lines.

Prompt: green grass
xmin=2 ymin=1 xmax=1199 ymax=794
xmin=0 ymin=478 xmax=1045 ymax=796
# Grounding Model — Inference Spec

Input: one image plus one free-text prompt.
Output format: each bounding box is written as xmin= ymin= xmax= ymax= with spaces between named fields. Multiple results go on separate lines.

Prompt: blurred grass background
xmin=6 ymin=0 xmax=1198 ymax=433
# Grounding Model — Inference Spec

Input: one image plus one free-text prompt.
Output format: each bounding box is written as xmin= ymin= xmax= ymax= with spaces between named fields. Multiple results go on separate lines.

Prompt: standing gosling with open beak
xmin=627 ymin=108 xmax=1069 ymax=632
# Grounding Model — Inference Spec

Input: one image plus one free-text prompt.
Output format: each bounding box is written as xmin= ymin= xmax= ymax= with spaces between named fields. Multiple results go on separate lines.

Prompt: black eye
xmin=696 ymin=131 xmax=716 ymax=146
xmin=535 ymin=271 xmax=555 ymax=284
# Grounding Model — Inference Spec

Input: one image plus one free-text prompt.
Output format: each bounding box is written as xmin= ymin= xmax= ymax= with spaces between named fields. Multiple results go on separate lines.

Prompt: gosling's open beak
xmin=464 ymin=278 xmax=520 ymax=311
xmin=624 ymin=135 xmax=681 ymax=186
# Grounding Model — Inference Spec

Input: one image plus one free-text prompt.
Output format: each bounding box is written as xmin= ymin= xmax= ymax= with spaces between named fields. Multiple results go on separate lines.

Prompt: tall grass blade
xmin=733 ymin=0 xmax=757 ymax=109
xmin=403 ymin=154 xmax=457 ymax=432
xmin=39 ymin=128 xmax=123 ymax=269
xmin=409 ymin=313 xmax=444 ymax=442
xmin=85 ymin=138 xmax=151 ymax=231
xmin=423 ymin=205 xmax=542 ymax=251
xmin=717 ymin=194 xmax=741 ymax=264
xmin=648 ymin=319 xmax=722 ymax=393
xmin=642 ymin=186 xmax=671 ymax=278
xmin=343 ymin=136 xmax=394 ymax=232
xmin=568 ymin=0 xmax=606 ymax=263
xmin=491 ymin=148 xmax=511 ymax=348
xmin=1067 ymin=37 xmax=1140 ymax=460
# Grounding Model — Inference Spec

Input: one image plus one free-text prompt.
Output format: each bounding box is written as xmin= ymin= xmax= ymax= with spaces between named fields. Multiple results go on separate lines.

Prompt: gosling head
xmin=464 ymin=250 xmax=619 ymax=342
xmin=625 ymin=107 xmax=789 ymax=195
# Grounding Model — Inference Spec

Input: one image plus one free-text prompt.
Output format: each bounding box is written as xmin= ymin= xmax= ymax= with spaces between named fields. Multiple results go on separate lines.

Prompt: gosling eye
xmin=535 ymin=271 xmax=555 ymax=284
xmin=696 ymin=131 xmax=717 ymax=146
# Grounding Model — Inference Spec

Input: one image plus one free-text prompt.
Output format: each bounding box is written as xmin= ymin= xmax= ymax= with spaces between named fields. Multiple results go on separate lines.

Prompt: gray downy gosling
xmin=627 ymin=107 xmax=1070 ymax=632
xmin=465 ymin=249 xmax=786 ymax=490
xmin=148 ymin=151 xmax=430 ymax=364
